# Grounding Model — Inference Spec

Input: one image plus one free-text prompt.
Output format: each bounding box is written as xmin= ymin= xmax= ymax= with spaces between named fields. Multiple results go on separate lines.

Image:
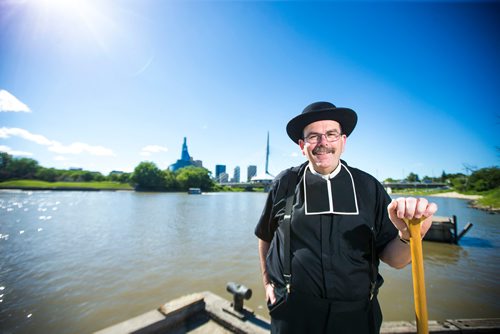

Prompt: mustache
xmin=312 ymin=146 xmax=335 ymax=155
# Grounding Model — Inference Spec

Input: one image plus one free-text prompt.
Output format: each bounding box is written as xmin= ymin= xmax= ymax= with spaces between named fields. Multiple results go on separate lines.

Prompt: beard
xmin=312 ymin=145 xmax=335 ymax=155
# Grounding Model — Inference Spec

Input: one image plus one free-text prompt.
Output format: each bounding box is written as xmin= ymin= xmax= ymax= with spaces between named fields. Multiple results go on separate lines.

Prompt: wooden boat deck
xmin=95 ymin=291 xmax=269 ymax=334
xmin=95 ymin=291 xmax=499 ymax=333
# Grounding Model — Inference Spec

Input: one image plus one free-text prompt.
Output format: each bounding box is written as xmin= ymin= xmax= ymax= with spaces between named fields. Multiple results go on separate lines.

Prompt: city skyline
xmin=1 ymin=1 xmax=498 ymax=182
xmin=166 ymin=136 xmax=258 ymax=182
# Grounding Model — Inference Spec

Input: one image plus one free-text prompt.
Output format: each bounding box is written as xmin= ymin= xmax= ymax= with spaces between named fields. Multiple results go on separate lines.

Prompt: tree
xmin=0 ymin=152 xmax=13 ymax=181
xmin=451 ymin=177 xmax=467 ymax=192
xmin=108 ymin=171 xmax=131 ymax=183
xmin=5 ymin=157 xmax=39 ymax=179
xmin=405 ymin=172 xmax=420 ymax=183
xmin=440 ymin=170 xmax=447 ymax=182
xmin=163 ymin=170 xmax=178 ymax=190
xmin=131 ymin=162 xmax=165 ymax=190
xmin=175 ymin=166 xmax=214 ymax=191
xmin=421 ymin=176 xmax=433 ymax=183
xmin=80 ymin=171 xmax=105 ymax=182
xmin=0 ymin=152 xmax=12 ymax=168
xmin=383 ymin=178 xmax=398 ymax=183
xmin=35 ymin=167 xmax=59 ymax=182
xmin=468 ymin=167 xmax=500 ymax=192
xmin=462 ymin=163 xmax=478 ymax=191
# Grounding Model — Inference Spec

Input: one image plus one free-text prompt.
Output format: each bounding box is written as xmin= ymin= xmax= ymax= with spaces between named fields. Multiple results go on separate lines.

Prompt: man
xmin=255 ymin=101 xmax=438 ymax=333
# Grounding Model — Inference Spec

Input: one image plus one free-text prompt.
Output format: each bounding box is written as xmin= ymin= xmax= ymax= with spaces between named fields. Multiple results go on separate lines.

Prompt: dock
xmin=425 ymin=215 xmax=473 ymax=244
xmin=381 ymin=318 xmax=500 ymax=333
xmin=95 ymin=289 xmax=499 ymax=334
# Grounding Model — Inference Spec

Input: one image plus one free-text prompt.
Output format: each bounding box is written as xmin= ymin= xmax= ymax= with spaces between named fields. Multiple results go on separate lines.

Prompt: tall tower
xmin=232 ymin=166 xmax=240 ymax=183
xmin=181 ymin=137 xmax=190 ymax=161
xmin=248 ymin=132 xmax=273 ymax=185
xmin=265 ymin=131 xmax=270 ymax=176
xmin=169 ymin=137 xmax=199 ymax=172
xmin=215 ymin=165 xmax=226 ymax=181
xmin=247 ymin=165 xmax=257 ymax=182
xmin=265 ymin=131 xmax=273 ymax=177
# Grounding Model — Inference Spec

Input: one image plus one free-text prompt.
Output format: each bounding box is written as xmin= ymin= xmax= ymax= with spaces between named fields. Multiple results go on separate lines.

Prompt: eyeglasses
xmin=303 ymin=131 xmax=342 ymax=144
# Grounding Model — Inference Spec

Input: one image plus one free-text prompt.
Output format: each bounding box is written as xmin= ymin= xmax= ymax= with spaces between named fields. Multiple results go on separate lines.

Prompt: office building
xmin=247 ymin=165 xmax=257 ymax=182
xmin=231 ymin=166 xmax=240 ymax=183
xmin=215 ymin=164 xmax=226 ymax=182
xmin=219 ymin=172 xmax=229 ymax=184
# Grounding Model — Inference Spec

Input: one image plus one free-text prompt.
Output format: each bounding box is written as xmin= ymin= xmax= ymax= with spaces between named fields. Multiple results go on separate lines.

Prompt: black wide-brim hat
xmin=286 ymin=101 xmax=358 ymax=143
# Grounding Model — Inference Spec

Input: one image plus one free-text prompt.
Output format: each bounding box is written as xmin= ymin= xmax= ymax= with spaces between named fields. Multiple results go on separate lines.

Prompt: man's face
xmin=299 ymin=120 xmax=346 ymax=175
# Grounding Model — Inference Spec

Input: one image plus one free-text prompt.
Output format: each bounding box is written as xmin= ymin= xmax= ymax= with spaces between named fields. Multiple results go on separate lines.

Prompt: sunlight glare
xmin=24 ymin=0 xmax=110 ymax=50
xmin=34 ymin=0 xmax=90 ymax=15
xmin=24 ymin=0 xmax=156 ymax=76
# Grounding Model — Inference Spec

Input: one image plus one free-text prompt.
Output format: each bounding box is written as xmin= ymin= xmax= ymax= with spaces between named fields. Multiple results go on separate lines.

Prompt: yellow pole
xmin=404 ymin=218 xmax=429 ymax=334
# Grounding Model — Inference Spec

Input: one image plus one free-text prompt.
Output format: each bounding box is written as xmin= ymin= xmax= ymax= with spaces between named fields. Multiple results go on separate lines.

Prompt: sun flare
xmin=8 ymin=0 xmax=156 ymax=76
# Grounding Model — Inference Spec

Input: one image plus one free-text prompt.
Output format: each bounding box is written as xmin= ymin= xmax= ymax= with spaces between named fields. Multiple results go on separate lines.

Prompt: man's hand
xmin=258 ymin=239 xmax=277 ymax=305
xmin=387 ymin=197 xmax=438 ymax=240
xmin=265 ymin=282 xmax=276 ymax=305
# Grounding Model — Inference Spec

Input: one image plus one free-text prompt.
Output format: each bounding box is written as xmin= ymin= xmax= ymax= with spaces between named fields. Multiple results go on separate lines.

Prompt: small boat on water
xmin=188 ymin=188 xmax=202 ymax=195
xmin=425 ymin=215 xmax=473 ymax=244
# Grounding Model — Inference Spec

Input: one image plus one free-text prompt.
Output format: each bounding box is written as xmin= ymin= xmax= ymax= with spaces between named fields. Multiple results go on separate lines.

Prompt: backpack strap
xmin=369 ymin=227 xmax=378 ymax=300
xmin=282 ymin=168 xmax=299 ymax=293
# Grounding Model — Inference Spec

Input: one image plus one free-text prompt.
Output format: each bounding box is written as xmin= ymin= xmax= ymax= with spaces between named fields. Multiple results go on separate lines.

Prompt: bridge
xmin=219 ymin=133 xmax=450 ymax=192
xmin=383 ymin=182 xmax=448 ymax=191
xmin=220 ymin=181 xmax=449 ymax=192
xmin=220 ymin=181 xmax=271 ymax=191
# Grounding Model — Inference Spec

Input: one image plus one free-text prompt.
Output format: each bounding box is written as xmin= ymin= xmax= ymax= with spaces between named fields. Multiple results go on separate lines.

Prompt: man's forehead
xmin=303 ymin=120 xmax=341 ymax=133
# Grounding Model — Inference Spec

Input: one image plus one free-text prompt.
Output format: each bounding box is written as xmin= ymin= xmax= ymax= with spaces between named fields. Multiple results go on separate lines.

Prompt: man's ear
xmin=299 ymin=139 xmax=304 ymax=149
xmin=299 ymin=139 xmax=306 ymax=155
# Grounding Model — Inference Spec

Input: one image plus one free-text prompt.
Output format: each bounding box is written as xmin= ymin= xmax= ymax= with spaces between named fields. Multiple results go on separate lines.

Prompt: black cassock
xmin=255 ymin=161 xmax=398 ymax=334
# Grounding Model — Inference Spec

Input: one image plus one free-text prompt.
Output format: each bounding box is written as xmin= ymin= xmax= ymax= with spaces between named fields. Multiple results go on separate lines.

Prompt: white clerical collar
xmin=304 ymin=162 xmax=359 ymax=215
xmin=308 ymin=162 xmax=342 ymax=180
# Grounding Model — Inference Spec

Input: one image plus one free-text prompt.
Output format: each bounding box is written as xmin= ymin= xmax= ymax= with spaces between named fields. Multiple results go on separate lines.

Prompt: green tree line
xmin=384 ymin=167 xmax=500 ymax=193
xmin=130 ymin=161 xmax=215 ymax=191
xmin=1 ymin=152 xmax=497 ymax=193
xmin=0 ymin=152 xmax=216 ymax=191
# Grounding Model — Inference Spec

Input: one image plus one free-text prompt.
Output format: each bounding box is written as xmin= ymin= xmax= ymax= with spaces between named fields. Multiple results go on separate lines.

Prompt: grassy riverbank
xmin=393 ymin=188 xmax=500 ymax=213
xmin=0 ymin=179 xmax=267 ymax=193
xmin=0 ymin=179 xmax=133 ymax=191
xmin=472 ymin=188 xmax=500 ymax=212
xmin=1 ymin=179 xmax=497 ymax=212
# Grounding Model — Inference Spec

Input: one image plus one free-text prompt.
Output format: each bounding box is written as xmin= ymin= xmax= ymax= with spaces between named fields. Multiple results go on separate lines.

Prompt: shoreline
xmin=427 ymin=191 xmax=482 ymax=200
xmin=0 ymin=186 xmax=132 ymax=192
xmin=3 ymin=187 xmax=498 ymax=213
xmin=394 ymin=191 xmax=498 ymax=214
xmin=429 ymin=192 xmax=499 ymax=214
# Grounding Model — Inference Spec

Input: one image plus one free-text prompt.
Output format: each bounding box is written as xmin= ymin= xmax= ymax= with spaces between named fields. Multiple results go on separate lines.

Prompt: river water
xmin=0 ymin=190 xmax=498 ymax=333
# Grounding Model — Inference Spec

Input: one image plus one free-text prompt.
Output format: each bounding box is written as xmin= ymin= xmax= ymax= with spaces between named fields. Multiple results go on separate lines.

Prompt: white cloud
xmin=0 ymin=127 xmax=115 ymax=157
xmin=0 ymin=90 xmax=31 ymax=112
xmin=140 ymin=145 xmax=168 ymax=156
xmin=0 ymin=127 xmax=52 ymax=145
xmin=48 ymin=142 xmax=114 ymax=156
xmin=0 ymin=145 xmax=33 ymax=157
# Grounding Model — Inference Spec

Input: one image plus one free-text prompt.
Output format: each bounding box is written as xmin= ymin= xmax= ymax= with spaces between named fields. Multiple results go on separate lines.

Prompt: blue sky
xmin=1 ymin=0 xmax=498 ymax=181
